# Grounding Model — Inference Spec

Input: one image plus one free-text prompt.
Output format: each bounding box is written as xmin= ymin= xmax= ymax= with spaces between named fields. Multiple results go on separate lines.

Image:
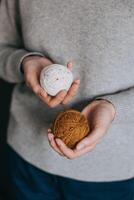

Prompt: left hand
xmin=23 ymin=57 xmax=80 ymax=108
xmin=47 ymin=99 xmax=116 ymax=159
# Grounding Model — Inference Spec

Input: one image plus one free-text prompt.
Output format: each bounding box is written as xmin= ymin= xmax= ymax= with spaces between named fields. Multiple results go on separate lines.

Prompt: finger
xmin=40 ymin=90 xmax=52 ymax=102
xmin=25 ymin=70 xmax=44 ymax=94
xmin=81 ymin=99 xmax=103 ymax=117
xmin=72 ymin=142 xmax=97 ymax=158
xmin=50 ymin=139 xmax=65 ymax=156
xmin=27 ymin=72 xmax=52 ymax=105
xmin=39 ymin=91 xmax=52 ymax=105
xmin=81 ymin=105 xmax=93 ymax=118
xmin=48 ymin=133 xmax=54 ymax=141
xmin=76 ymin=128 xmax=105 ymax=150
xmin=48 ymin=90 xmax=67 ymax=108
xmin=67 ymin=61 xmax=73 ymax=71
xmin=47 ymin=124 xmax=54 ymax=134
xmin=33 ymin=85 xmax=50 ymax=105
xmin=55 ymin=138 xmax=98 ymax=159
xmin=47 ymin=128 xmax=52 ymax=133
xmin=62 ymin=79 xmax=80 ymax=104
xmin=48 ymin=133 xmax=64 ymax=156
xmin=55 ymin=138 xmax=76 ymax=159
xmin=27 ymin=77 xmax=46 ymax=98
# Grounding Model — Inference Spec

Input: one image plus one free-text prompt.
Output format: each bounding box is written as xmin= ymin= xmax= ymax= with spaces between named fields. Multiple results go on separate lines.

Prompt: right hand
xmin=47 ymin=99 xmax=116 ymax=158
xmin=22 ymin=56 xmax=80 ymax=108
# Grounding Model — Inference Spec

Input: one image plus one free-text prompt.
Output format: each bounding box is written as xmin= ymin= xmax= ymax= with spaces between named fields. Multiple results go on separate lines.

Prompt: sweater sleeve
xmin=94 ymin=86 xmax=134 ymax=125
xmin=0 ymin=0 xmax=44 ymax=83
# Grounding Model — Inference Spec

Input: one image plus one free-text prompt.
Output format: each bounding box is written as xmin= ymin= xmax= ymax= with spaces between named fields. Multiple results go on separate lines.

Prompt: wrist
xmin=21 ymin=55 xmax=43 ymax=73
xmin=93 ymin=98 xmax=116 ymax=121
xmin=21 ymin=55 xmax=53 ymax=73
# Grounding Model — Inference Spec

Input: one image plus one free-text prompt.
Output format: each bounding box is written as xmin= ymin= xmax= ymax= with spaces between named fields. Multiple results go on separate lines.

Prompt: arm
xmin=0 ymin=0 xmax=80 ymax=107
xmin=47 ymin=84 xmax=134 ymax=158
xmin=94 ymin=86 xmax=134 ymax=124
xmin=0 ymin=0 xmax=44 ymax=83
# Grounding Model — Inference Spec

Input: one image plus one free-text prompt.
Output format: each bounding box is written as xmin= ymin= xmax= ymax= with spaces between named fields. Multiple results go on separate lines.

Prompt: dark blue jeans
xmin=8 ymin=145 xmax=134 ymax=200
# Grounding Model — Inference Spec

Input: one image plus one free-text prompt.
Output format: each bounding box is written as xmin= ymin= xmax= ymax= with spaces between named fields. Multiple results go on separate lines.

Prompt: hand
xmin=47 ymin=99 xmax=116 ymax=159
xmin=22 ymin=56 xmax=80 ymax=108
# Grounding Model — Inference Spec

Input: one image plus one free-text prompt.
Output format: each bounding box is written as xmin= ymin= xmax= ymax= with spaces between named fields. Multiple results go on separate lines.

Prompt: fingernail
xmin=76 ymin=144 xmax=85 ymax=150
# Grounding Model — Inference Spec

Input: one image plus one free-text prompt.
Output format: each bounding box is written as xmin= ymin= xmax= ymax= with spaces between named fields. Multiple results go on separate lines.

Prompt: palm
xmin=81 ymin=100 xmax=114 ymax=135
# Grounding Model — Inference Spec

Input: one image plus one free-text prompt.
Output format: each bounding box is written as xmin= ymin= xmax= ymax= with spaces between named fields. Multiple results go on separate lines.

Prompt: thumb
xmin=67 ymin=61 xmax=73 ymax=71
xmin=76 ymin=128 xmax=104 ymax=150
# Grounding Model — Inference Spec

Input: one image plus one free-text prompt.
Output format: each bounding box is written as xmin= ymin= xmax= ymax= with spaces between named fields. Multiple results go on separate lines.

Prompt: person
xmin=0 ymin=0 xmax=134 ymax=199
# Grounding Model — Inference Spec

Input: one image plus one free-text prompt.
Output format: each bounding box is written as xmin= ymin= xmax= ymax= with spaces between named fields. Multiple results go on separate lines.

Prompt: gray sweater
xmin=0 ymin=0 xmax=134 ymax=182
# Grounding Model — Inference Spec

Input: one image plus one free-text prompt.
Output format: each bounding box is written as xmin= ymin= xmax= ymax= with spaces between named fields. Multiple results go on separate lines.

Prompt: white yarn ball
xmin=40 ymin=64 xmax=73 ymax=96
